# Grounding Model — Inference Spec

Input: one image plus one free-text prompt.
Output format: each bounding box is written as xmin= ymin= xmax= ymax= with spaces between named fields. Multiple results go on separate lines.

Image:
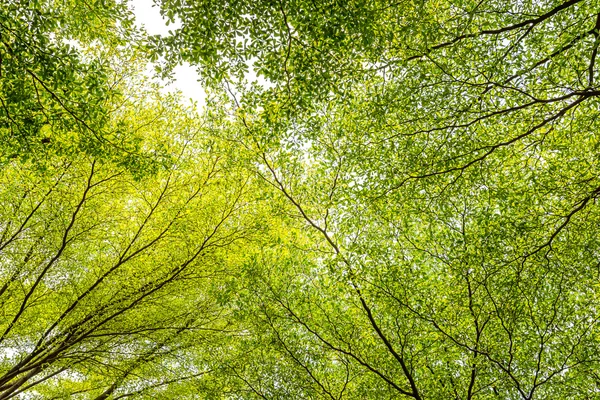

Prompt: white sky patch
xmin=129 ymin=0 xmax=206 ymax=106
xmin=129 ymin=0 xmax=180 ymax=36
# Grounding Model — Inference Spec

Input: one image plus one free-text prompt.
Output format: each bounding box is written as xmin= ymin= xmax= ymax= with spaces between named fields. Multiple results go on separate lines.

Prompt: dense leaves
xmin=154 ymin=0 xmax=600 ymax=398
xmin=2 ymin=0 xmax=600 ymax=398
xmin=0 ymin=1 xmax=167 ymax=174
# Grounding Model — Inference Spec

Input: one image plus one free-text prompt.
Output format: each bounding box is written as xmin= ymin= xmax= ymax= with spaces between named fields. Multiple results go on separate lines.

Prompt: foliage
xmin=2 ymin=0 xmax=600 ymax=399
xmin=0 ymin=0 xmax=165 ymax=174
xmin=155 ymin=0 xmax=600 ymax=398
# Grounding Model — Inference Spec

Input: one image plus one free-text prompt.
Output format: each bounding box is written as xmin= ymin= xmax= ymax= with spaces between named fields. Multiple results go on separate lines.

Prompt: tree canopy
xmin=1 ymin=0 xmax=600 ymax=398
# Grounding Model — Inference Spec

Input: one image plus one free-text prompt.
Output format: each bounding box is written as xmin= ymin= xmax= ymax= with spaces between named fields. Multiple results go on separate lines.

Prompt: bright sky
xmin=129 ymin=0 xmax=206 ymax=106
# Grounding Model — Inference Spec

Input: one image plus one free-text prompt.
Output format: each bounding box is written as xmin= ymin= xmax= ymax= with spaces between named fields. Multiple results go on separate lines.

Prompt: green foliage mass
xmin=2 ymin=0 xmax=600 ymax=398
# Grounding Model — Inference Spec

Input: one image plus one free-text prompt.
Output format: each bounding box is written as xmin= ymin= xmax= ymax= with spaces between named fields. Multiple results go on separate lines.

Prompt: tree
xmin=0 ymin=2 xmax=263 ymax=396
xmin=154 ymin=0 xmax=600 ymax=398
xmin=0 ymin=92 xmax=264 ymax=397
